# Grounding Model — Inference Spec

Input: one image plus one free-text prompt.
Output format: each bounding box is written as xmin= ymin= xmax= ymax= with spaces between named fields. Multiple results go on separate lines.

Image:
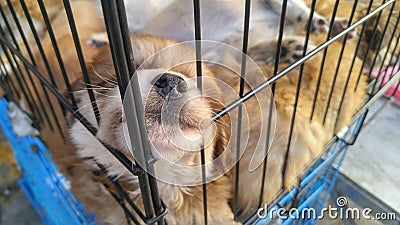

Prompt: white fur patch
xmin=7 ymin=101 xmax=39 ymax=137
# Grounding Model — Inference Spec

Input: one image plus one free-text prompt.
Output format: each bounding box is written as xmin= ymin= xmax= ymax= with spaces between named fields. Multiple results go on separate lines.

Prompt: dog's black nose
xmin=152 ymin=73 xmax=187 ymax=99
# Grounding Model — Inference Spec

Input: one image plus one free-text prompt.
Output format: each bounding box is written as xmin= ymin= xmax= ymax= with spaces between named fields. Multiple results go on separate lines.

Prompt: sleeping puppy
xmin=77 ymin=28 xmax=367 ymax=224
xmin=2 ymin=0 xmax=368 ymax=224
xmin=122 ymin=0 xmax=367 ymax=216
xmin=69 ymin=35 xmax=238 ymax=225
xmin=3 ymin=7 xmax=237 ymax=221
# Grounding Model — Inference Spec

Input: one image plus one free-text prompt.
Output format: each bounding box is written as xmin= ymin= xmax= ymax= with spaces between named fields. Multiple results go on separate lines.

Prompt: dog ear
xmin=86 ymin=45 xmax=117 ymax=88
xmin=70 ymin=45 xmax=116 ymax=94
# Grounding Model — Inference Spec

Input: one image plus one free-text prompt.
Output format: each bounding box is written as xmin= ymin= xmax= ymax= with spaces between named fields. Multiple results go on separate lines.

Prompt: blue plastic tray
xmin=0 ymin=98 xmax=95 ymax=225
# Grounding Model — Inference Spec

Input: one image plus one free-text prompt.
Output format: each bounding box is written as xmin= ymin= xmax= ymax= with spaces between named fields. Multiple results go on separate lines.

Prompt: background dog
xmin=306 ymin=0 xmax=400 ymax=69
xmin=0 ymin=0 xmax=61 ymax=45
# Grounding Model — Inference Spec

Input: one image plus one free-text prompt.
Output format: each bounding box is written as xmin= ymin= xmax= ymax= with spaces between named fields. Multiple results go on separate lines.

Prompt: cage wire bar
xmin=247 ymin=65 xmax=400 ymax=225
xmin=369 ymin=3 xmax=399 ymax=89
xmin=256 ymin=0 xmax=288 ymax=212
xmin=365 ymin=0 xmax=393 ymax=82
xmin=346 ymin=0 xmax=400 ymax=145
xmin=320 ymin=1 xmax=362 ymax=126
xmin=100 ymin=0 xmax=167 ymax=224
xmin=0 ymin=0 xmax=399 ymax=224
xmin=249 ymin=0 xmax=399 ymax=222
xmin=310 ymin=0 xmax=341 ymax=122
xmin=356 ymin=0 xmax=388 ymax=89
xmin=0 ymin=43 xmax=23 ymax=100
xmin=62 ymin=0 xmax=101 ymax=125
xmin=239 ymin=0 xmax=397 ymax=218
xmin=37 ymin=0 xmax=79 ymax=112
xmin=192 ymin=0 xmax=209 ymax=224
xmin=374 ymin=17 xmax=400 ymax=91
xmin=233 ymin=0 xmax=251 ymax=220
xmin=349 ymin=1 xmax=400 ymax=144
xmin=332 ymin=0 xmax=364 ymax=132
xmin=0 ymin=30 xmax=146 ymax=178
xmin=325 ymin=0 xmax=400 ymax=145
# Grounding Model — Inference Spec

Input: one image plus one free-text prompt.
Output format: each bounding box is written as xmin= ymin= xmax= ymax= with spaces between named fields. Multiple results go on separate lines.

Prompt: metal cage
xmin=0 ymin=0 xmax=399 ymax=224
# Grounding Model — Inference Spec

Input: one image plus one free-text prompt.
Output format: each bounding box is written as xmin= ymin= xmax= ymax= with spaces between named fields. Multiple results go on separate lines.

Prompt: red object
xmin=372 ymin=65 xmax=400 ymax=106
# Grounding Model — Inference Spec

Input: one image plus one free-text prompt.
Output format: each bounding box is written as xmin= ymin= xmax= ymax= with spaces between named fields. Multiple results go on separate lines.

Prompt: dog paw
xmin=279 ymin=37 xmax=316 ymax=64
xmin=86 ymin=32 xmax=109 ymax=48
xmin=296 ymin=12 xmax=328 ymax=35
xmin=310 ymin=15 xmax=329 ymax=34
xmin=331 ymin=17 xmax=357 ymax=39
xmin=248 ymin=37 xmax=316 ymax=65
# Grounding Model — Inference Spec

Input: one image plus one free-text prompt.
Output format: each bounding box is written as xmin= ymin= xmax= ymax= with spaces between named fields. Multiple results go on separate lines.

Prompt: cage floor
xmin=340 ymin=98 xmax=400 ymax=212
xmin=1 ymin=189 xmax=43 ymax=225
xmin=0 ymin=131 xmax=42 ymax=225
xmin=317 ymin=99 xmax=400 ymax=225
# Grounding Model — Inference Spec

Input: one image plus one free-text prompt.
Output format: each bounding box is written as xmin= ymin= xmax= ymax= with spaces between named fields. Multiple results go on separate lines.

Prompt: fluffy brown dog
xmin=66 ymin=28 xmax=367 ymax=225
xmin=68 ymin=35 xmax=238 ymax=225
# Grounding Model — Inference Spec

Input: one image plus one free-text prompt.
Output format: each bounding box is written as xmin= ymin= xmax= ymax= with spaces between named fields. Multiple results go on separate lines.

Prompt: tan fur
xmin=0 ymin=0 xmax=61 ymax=20
xmin=223 ymin=32 xmax=368 ymax=218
